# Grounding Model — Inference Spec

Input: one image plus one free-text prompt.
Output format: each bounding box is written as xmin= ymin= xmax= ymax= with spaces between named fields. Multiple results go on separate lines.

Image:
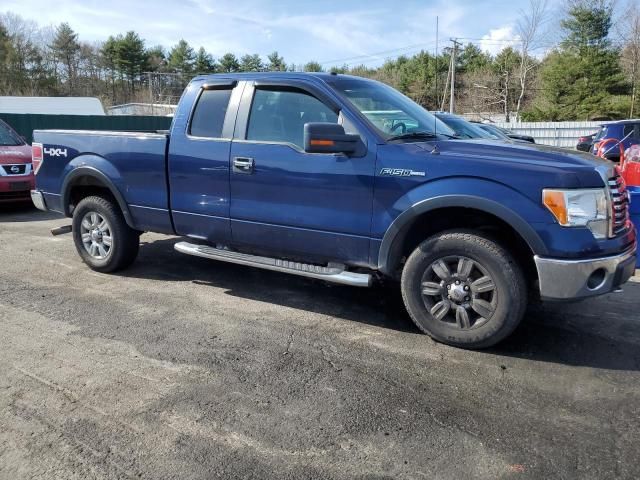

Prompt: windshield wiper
xmin=387 ymin=131 xmax=458 ymax=142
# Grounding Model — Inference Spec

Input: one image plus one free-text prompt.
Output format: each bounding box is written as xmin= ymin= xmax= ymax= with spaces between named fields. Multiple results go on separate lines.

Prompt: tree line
xmin=1 ymin=0 xmax=639 ymax=121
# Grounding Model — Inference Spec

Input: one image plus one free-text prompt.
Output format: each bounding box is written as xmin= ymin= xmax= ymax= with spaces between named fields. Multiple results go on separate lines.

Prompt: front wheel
xmin=72 ymin=195 xmax=140 ymax=273
xmin=401 ymin=230 xmax=527 ymax=349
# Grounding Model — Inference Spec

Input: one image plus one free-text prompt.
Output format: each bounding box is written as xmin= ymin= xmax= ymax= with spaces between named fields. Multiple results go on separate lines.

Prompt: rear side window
xmin=246 ymin=88 xmax=338 ymax=148
xmin=189 ymin=88 xmax=233 ymax=138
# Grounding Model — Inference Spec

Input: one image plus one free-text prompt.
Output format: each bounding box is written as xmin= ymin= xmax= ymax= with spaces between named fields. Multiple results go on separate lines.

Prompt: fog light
xmin=587 ymin=268 xmax=606 ymax=290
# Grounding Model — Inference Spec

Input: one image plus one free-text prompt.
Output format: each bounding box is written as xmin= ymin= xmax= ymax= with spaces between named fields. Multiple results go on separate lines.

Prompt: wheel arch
xmin=377 ymin=195 xmax=548 ymax=279
xmin=61 ymin=166 xmax=135 ymax=228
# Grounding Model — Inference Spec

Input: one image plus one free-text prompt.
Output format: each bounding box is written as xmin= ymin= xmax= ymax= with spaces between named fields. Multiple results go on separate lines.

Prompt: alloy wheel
xmin=80 ymin=211 xmax=113 ymax=260
xmin=420 ymin=255 xmax=498 ymax=330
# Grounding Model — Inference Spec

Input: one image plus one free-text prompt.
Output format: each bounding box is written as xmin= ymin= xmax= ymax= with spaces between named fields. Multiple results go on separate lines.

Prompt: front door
xmin=228 ymin=81 xmax=375 ymax=266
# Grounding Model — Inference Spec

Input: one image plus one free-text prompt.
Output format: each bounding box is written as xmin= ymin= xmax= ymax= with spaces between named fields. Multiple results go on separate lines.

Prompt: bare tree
xmin=464 ymin=71 xmax=509 ymax=120
xmin=515 ymin=0 xmax=549 ymax=120
xmin=618 ymin=1 xmax=640 ymax=117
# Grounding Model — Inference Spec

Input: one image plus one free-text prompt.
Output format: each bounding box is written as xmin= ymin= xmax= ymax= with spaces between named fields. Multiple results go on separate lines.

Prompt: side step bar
xmin=174 ymin=241 xmax=372 ymax=287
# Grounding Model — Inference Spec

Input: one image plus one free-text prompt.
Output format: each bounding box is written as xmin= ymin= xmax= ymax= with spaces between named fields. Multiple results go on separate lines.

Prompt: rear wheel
xmin=401 ymin=230 xmax=527 ymax=348
xmin=72 ymin=195 xmax=139 ymax=272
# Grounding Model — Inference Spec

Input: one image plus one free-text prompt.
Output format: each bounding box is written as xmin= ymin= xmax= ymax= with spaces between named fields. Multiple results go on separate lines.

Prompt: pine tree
xmin=267 ymin=51 xmax=286 ymax=71
xmin=194 ymin=47 xmax=216 ymax=73
xmin=458 ymin=43 xmax=492 ymax=72
xmin=146 ymin=45 xmax=166 ymax=72
xmin=218 ymin=53 xmax=239 ymax=72
xmin=0 ymin=22 xmax=14 ymax=93
xmin=239 ymin=53 xmax=263 ymax=72
xmin=50 ymin=22 xmax=80 ymax=93
xmin=167 ymin=39 xmax=195 ymax=73
xmin=116 ymin=31 xmax=148 ymax=93
xmin=303 ymin=61 xmax=323 ymax=72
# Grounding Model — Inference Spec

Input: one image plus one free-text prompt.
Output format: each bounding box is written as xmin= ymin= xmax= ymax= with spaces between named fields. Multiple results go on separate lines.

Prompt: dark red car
xmin=0 ymin=119 xmax=34 ymax=203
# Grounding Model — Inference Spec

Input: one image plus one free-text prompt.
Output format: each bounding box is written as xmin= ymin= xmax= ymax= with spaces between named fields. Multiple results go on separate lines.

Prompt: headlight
xmin=542 ymin=188 xmax=609 ymax=239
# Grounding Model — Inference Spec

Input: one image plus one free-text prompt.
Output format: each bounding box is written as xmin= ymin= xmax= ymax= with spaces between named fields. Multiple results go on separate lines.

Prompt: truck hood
xmin=0 ymin=144 xmax=32 ymax=165
xmin=420 ymin=139 xmax=611 ymax=187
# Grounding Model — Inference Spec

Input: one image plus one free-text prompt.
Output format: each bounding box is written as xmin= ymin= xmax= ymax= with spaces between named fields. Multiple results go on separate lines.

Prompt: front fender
xmin=375 ymin=177 xmax=550 ymax=274
xmin=61 ymin=155 xmax=134 ymax=227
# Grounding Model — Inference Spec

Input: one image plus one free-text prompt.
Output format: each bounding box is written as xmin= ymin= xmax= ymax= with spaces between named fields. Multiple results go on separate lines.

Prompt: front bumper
xmin=30 ymin=190 xmax=48 ymax=211
xmin=535 ymin=244 xmax=637 ymax=300
xmin=0 ymin=176 xmax=35 ymax=203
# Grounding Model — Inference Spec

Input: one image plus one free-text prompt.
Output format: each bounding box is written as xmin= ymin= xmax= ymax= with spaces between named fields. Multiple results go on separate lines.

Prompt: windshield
xmin=436 ymin=115 xmax=494 ymax=139
xmin=594 ymin=126 xmax=608 ymax=141
xmin=328 ymin=77 xmax=456 ymax=140
xmin=0 ymin=121 xmax=24 ymax=146
xmin=476 ymin=123 xmax=510 ymax=140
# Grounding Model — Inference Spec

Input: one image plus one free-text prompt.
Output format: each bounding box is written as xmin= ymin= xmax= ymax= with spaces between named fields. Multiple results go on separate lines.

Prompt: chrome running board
xmin=174 ymin=241 xmax=372 ymax=287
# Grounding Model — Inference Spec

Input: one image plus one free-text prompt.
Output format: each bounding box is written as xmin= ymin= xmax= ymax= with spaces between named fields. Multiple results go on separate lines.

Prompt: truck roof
xmin=602 ymin=119 xmax=640 ymax=125
xmin=191 ymin=72 xmax=371 ymax=84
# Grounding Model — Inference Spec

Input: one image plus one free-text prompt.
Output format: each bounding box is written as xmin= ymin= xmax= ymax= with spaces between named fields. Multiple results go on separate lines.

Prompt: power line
xmin=319 ymin=42 xmax=436 ymax=65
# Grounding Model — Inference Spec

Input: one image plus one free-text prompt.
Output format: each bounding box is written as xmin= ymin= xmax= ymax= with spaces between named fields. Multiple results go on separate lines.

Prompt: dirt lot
xmin=1 ymin=204 xmax=639 ymax=480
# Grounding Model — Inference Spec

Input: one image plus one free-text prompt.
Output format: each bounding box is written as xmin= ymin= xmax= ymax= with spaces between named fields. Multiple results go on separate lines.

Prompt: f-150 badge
xmin=379 ymin=168 xmax=426 ymax=177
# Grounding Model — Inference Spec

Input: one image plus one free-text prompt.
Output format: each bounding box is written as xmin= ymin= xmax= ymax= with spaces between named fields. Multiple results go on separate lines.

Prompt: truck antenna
xmin=435 ymin=16 xmax=439 ymax=138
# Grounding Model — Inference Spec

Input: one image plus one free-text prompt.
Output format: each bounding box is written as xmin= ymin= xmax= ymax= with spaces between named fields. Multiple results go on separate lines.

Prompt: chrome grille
xmin=607 ymin=172 xmax=630 ymax=237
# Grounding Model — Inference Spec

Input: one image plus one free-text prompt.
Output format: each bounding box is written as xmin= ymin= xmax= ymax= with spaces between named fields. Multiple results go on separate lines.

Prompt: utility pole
xmin=449 ymin=38 xmax=461 ymax=113
xmin=440 ymin=61 xmax=451 ymax=111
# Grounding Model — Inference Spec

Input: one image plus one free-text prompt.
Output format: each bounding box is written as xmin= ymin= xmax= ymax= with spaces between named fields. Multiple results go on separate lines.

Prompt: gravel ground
xmin=1 ymin=204 xmax=639 ymax=480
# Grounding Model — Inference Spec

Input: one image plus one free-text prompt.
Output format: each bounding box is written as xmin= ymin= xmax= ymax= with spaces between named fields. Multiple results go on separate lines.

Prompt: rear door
xmin=168 ymin=80 xmax=243 ymax=243
xmin=228 ymin=79 xmax=376 ymax=265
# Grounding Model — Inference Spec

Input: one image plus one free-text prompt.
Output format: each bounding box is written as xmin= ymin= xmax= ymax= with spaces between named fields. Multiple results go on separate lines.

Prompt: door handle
xmin=233 ymin=156 xmax=254 ymax=173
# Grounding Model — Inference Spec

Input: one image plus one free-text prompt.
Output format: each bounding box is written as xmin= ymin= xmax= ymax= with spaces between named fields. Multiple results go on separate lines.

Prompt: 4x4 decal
xmin=44 ymin=147 xmax=68 ymax=157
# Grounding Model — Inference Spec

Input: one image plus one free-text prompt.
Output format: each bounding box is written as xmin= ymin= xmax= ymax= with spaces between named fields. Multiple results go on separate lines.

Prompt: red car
xmin=0 ymin=119 xmax=34 ymax=204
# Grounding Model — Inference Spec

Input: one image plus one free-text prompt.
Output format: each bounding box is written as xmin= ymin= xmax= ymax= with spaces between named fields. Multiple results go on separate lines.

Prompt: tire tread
xmin=72 ymin=195 xmax=139 ymax=273
xmin=400 ymin=229 xmax=527 ymax=348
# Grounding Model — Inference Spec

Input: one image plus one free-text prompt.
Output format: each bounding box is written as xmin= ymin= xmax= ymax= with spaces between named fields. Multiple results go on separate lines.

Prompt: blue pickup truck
xmin=31 ymin=72 xmax=636 ymax=348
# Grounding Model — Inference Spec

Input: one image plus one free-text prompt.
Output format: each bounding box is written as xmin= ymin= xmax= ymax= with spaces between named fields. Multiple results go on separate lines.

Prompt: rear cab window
xmin=189 ymin=88 xmax=233 ymax=138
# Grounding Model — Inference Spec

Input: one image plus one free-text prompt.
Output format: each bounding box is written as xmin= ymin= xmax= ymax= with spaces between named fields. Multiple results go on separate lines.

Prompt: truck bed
xmin=33 ymin=129 xmax=173 ymax=233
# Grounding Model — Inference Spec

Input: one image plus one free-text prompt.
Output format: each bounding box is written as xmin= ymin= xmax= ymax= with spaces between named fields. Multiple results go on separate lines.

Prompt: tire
xmin=400 ymin=230 xmax=527 ymax=349
xmin=72 ymin=195 xmax=139 ymax=273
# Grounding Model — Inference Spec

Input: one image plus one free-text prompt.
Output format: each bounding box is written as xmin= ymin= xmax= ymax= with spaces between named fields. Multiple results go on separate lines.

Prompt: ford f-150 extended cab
xmin=31 ymin=73 xmax=637 ymax=348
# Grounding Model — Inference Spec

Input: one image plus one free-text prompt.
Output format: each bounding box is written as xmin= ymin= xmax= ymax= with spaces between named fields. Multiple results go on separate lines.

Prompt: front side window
xmin=246 ymin=87 xmax=338 ymax=148
xmin=189 ymin=88 xmax=233 ymax=138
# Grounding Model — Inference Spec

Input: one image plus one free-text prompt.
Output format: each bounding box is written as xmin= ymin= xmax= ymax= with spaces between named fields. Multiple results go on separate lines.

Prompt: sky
xmin=2 ymin=0 xmax=564 ymax=68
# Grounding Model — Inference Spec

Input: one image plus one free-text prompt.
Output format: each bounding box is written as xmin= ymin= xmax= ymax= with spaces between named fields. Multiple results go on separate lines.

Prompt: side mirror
xmin=304 ymin=123 xmax=361 ymax=155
